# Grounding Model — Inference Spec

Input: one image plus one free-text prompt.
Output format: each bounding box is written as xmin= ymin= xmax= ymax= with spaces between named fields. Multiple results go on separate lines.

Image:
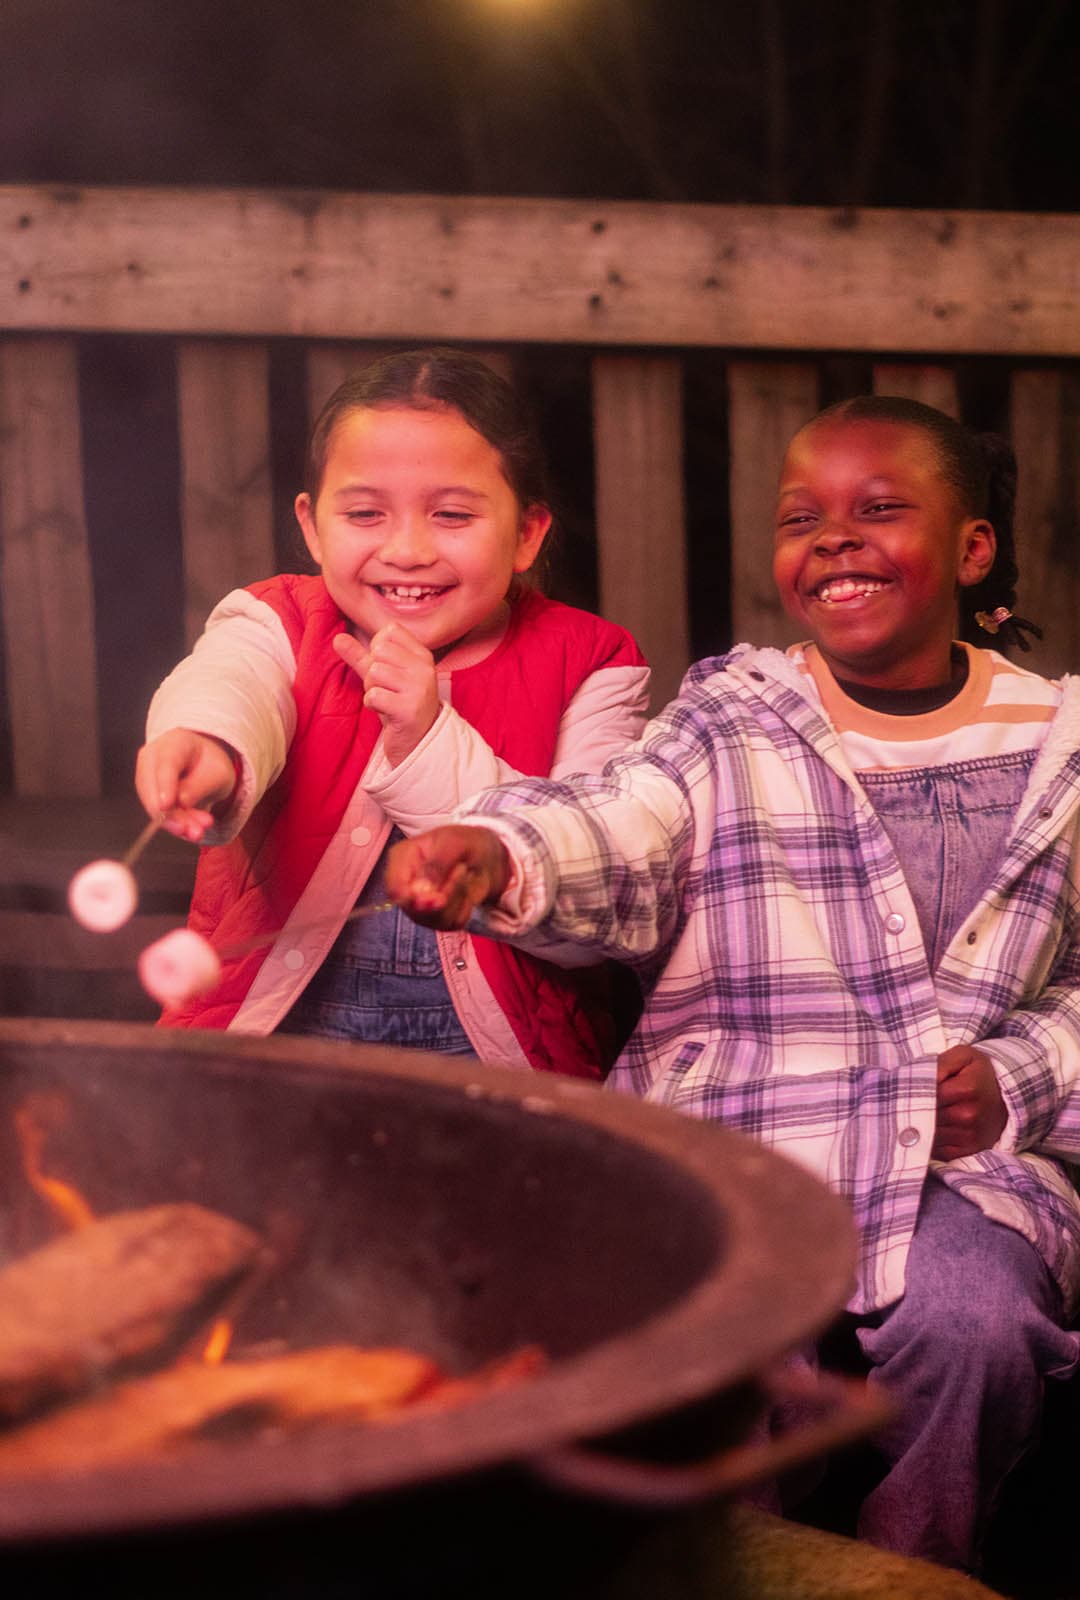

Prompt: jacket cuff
xmin=982 ymin=1037 xmax=1058 ymax=1153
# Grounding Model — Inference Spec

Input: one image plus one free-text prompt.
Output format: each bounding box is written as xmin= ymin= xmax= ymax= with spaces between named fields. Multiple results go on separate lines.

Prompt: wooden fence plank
xmin=1009 ymin=370 xmax=1080 ymax=679
xmin=177 ymin=340 xmax=275 ymax=645
xmin=592 ymin=355 xmax=688 ymax=710
xmin=872 ymin=364 xmax=959 ymax=417
xmin=0 ymin=337 xmax=102 ymax=798
xmin=728 ymin=361 xmax=820 ymax=649
xmin=5 ymin=187 xmax=1080 ymax=355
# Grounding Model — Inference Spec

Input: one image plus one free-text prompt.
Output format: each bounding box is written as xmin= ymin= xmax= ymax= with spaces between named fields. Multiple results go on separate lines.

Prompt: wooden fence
xmin=1 ymin=185 xmax=1079 ymax=1015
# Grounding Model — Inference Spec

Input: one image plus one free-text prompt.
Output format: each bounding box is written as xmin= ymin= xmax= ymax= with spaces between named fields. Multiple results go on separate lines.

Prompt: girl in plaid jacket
xmin=387 ymin=396 xmax=1080 ymax=1574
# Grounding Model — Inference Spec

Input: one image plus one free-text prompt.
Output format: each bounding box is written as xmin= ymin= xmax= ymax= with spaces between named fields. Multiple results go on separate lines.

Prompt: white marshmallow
xmin=67 ymin=859 xmax=139 ymax=932
xmin=138 ymin=929 xmax=222 ymax=1007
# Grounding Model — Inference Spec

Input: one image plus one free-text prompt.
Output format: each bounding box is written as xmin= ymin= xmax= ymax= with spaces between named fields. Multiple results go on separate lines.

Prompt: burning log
xmin=0 ymin=1343 xmax=548 ymax=1478
xmin=0 ymin=1345 xmax=441 ymax=1477
xmin=0 ymin=1203 xmax=262 ymax=1421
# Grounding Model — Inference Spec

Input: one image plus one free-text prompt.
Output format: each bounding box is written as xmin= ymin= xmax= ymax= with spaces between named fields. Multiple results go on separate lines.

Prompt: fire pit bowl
xmin=0 ymin=1018 xmax=863 ymax=1589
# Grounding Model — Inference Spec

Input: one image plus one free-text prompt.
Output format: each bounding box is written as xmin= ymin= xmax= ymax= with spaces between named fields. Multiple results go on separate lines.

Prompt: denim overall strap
xmin=859 ymin=750 xmax=1035 ymax=972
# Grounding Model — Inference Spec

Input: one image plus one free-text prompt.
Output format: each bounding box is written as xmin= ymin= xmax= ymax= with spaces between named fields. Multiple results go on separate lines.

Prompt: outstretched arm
xmin=142 ymin=588 xmax=298 ymax=843
xmin=386 ymin=826 xmax=512 ymax=928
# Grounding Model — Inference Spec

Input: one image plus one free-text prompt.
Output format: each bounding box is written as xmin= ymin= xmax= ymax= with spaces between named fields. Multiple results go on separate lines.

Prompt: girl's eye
xmin=864 ymin=500 xmax=904 ymax=515
xmin=345 ymin=508 xmax=382 ymax=523
xmin=777 ymin=511 xmax=815 ymax=531
xmin=434 ymin=510 xmax=474 ymax=526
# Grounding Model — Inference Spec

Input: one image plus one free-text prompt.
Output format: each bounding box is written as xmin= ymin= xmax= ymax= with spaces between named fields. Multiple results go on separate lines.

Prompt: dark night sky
xmin=3 ymin=0 xmax=1080 ymax=212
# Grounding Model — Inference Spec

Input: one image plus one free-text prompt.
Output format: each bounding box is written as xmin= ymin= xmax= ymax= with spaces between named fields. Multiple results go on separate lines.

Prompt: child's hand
xmin=386 ymin=826 xmax=511 ymax=930
xmin=334 ymin=625 xmax=440 ymax=768
xmin=134 ymin=729 xmax=237 ymax=843
xmin=932 ymin=1044 xmax=1008 ymax=1161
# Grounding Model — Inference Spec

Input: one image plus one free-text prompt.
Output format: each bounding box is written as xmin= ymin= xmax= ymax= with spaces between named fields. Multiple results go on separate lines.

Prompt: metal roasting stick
xmin=218 ymin=900 xmax=396 ymax=961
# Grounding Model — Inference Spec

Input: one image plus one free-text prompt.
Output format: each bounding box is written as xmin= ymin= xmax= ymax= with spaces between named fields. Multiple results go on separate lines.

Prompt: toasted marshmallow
xmin=138 ymin=929 xmax=222 ymax=1007
xmin=67 ymin=859 xmax=139 ymax=932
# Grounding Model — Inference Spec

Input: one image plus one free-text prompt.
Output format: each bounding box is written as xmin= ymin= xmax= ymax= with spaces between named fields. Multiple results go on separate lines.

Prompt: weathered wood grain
xmin=872 ymin=364 xmax=960 ymax=417
xmin=0 ymin=337 xmax=102 ymax=797
xmin=728 ymin=361 xmax=820 ymax=649
xmin=177 ymin=340 xmax=275 ymax=644
xmin=1009 ymin=370 xmax=1080 ymax=679
xmin=4 ymin=187 xmax=1079 ymax=354
xmin=592 ymin=354 xmax=688 ymax=710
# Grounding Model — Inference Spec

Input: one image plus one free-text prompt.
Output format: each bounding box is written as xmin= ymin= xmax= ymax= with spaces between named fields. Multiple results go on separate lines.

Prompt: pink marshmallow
xmin=67 ymin=859 xmax=139 ymax=932
xmin=138 ymin=929 xmax=222 ymax=1007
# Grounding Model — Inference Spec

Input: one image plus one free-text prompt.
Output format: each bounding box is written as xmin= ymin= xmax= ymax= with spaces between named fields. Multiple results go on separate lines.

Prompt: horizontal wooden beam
xmin=3 ymin=186 xmax=1080 ymax=355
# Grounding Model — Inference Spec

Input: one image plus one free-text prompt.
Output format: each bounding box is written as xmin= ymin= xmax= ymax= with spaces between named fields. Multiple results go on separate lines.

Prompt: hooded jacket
xmin=461 ymin=643 xmax=1080 ymax=1312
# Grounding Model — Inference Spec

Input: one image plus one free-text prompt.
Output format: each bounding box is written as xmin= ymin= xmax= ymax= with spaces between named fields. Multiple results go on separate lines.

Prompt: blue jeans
xmin=854 ymin=1178 xmax=1079 ymax=1570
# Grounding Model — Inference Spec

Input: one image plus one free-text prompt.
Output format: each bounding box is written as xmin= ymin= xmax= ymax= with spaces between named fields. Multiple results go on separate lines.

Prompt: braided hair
xmin=812 ymin=395 xmax=1042 ymax=653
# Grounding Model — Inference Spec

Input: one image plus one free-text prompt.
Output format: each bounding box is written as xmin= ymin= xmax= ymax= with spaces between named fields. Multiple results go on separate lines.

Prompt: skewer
xmin=137 ymin=901 xmax=398 ymax=1007
xmin=217 ymin=899 xmax=396 ymax=961
xmin=120 ymin=813 xmax=166 ymax=868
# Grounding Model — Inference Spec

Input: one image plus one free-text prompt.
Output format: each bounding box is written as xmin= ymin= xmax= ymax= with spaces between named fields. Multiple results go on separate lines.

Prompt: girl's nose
xmin=378 ymin=514 xmax=436 ymax=566
xmin=815 ymin=517 xmax=862 ymax=553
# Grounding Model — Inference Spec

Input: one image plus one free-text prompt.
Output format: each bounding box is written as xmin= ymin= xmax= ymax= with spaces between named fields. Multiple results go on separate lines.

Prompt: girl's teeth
xmin=380 ymin=586 xmax=442 ymax=600
xmin=818 ymin=579 xmax=885 ymax=602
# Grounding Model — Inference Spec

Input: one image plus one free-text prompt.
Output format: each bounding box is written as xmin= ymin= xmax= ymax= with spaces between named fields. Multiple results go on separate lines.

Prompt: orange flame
xmin=201 ymin=1319 xmax=234 ymax=1365
xmin=13 ymin=1093 xmax=94 ymax=1230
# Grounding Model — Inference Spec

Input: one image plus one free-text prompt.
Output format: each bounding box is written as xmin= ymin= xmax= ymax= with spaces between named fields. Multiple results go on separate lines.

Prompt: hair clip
xmin=974 ymin=606 xmax=1012 ymax=635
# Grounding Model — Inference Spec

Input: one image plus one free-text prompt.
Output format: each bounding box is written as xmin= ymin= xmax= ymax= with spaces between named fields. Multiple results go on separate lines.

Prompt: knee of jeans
xmin=863 ymin=1286 xmax=1054 ymax=1386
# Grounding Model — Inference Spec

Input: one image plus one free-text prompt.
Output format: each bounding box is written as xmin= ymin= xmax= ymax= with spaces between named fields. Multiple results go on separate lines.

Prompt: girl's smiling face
xmin=773 ymin=417 xmax=996 ymax=689
xmin=295 ymin=404 xmax=550 ymax=654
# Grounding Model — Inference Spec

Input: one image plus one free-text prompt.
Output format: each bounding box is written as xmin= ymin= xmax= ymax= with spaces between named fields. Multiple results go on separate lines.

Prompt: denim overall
xmin=279 ymin=828 xmax=475 ymax=1055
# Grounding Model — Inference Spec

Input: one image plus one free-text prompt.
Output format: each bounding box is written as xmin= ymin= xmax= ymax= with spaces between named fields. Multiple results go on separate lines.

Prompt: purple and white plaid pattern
xmin=466 ymin=645 xmax=1080 ymax=1313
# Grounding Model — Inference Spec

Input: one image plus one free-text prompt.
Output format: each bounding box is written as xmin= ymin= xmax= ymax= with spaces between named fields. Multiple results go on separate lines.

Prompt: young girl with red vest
xmin=134 ymin=348 xmax=649 ymax=1075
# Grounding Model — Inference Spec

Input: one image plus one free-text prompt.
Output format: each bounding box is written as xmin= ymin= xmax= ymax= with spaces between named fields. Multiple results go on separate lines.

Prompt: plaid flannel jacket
xmin=467 ymin=644 xmax=1080 ymax=1314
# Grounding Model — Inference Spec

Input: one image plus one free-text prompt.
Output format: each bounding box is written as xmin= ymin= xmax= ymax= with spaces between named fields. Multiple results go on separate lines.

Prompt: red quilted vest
xmin=162 ymin=577 xmax=645 ymax=1080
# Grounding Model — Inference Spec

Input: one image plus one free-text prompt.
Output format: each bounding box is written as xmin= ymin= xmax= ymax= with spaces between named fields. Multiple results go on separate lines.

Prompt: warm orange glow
xmin=201 ymin=1318 xmax=234 ymax=1365
xmin=13 ymin=1094 xmax=94 ymax=1230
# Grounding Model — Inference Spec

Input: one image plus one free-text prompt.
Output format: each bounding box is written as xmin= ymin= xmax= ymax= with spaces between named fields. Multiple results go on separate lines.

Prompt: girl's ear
xmin=295 ymin=492 xmax=323 ymax=566
xmin=957 ymin=518 xmax=996 ymax=588
xmin=513 ymin=504 xmax=553 ymax=574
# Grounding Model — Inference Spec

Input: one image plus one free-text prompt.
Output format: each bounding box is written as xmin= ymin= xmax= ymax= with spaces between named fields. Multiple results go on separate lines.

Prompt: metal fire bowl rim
xmin=0 ymin=1018 xmax=857 ymax=1540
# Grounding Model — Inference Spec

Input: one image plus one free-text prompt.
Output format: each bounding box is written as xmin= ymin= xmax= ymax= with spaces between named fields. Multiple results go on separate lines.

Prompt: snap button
xmin=1039 ymin=808 xmax=1053 ymax=820
xmin=282 ymin=949 xmax=305 ymax=970
xmin=966 ymin=929 xmax=977 ymax=945
xmin=453 ymin=957 xmax=467 ymax=971
xmin=898 ymin=1127 xmax=920 ymax=1148
xmin=748 ymin=669 xmax=765 ymax=682
xmin=350 ymin=825 xmax=373 ymax=846
xmin=884 ymin=912 xmax=905 ymax=934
